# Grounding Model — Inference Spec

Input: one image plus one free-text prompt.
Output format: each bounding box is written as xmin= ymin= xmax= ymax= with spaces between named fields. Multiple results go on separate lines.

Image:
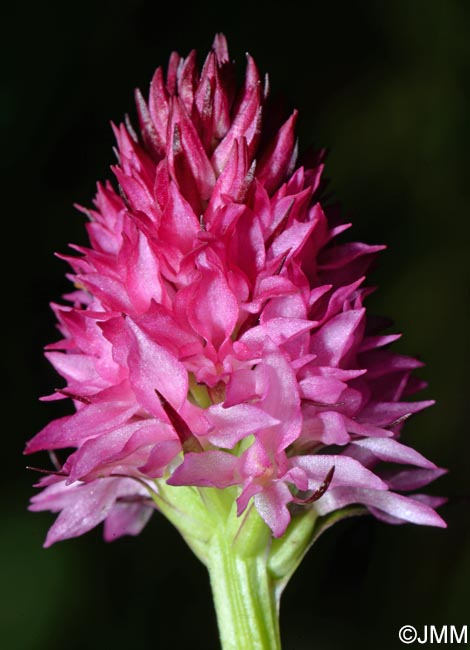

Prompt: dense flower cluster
xmin=26 ymin=35 xmax=445 ymax=547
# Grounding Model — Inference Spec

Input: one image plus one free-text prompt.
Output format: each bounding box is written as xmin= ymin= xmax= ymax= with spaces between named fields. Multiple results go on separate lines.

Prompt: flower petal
xmin=167 ymin=451 xmax=239 ymax=488
xmin=315 ymin=487 xmax=446 ymax=527
xmin=293 ymin=455 xmax=387 ymax=491
xmin=254 ymin=482 xmax=293 ymax=537
xmin=205 ymin=403 xmax=280 ymax=447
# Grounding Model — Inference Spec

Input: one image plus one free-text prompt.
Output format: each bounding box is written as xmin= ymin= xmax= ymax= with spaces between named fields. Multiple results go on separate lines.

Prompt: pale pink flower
xmin=26 ymin=34 xmax=445 ymax=547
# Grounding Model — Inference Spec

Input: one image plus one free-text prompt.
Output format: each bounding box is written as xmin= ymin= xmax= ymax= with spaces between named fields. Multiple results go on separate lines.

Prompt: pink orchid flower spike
xmin=26 ymin=34 xmax=446 ymax=650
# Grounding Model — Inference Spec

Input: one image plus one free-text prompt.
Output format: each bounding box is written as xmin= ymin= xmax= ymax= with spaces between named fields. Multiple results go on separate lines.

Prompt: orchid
xmin=26 ymin=34 xmax=445 ymax=650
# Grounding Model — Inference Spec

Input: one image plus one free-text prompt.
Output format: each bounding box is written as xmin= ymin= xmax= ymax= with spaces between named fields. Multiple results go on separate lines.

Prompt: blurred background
xmin=2 ymin=0 xmax=469 ymax=648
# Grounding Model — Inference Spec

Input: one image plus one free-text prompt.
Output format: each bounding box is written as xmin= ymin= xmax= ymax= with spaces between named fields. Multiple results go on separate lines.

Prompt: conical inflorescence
xmin=26 ymin=34 xmax=445 ymax=548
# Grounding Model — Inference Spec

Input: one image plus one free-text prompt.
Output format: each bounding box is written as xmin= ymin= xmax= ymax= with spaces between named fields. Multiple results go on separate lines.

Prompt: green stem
xmin=149 ymin=479 xmax=364 ymax=650
xmin=207 ymin=532 xmax=281 ymax=650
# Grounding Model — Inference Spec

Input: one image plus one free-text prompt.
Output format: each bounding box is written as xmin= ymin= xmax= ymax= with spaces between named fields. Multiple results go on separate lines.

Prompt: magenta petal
xmin=409 ymin=493 xmax=447 ymax=509
xmin=25 ymin=398 xmax=137 ymax=453
xmin=124 ymin=229 xmax=162 ymax=312
xmin=309 ymin=309 xmax=365 ymax=366
xmin=29 ymin=477 xmax=149 ymax=547
xmin=254 ymin=482 xmax=293 ymax=537
xmin=188 ymin=266 xmax=239 ymax=348
xmin=126 ymin=318 xmax=188 ymax=415
xmin=367 ymin=492 xmax=447 ymax=525
xmin=133 ymin=301 xmax=201 ymax=359
xmin=257 ymin=111 xmax=298 ymax=194
xmin=300 ymin=375 xmax=347 ymax=405
xmin=315 ymin=487 xmax=446 ymax=527
xmin=138 ymin=439 xmax=182 ymax=477
xmin=301 ymin=411 xmax=350 ymax=445
xmin=224 ymin=367 xmax=260 ymax=406
xmin=167 ymin=451 xmax=239 ymax=488
xmin=350 ymin=438 xmax=438 ymax=469
xmin=357 ymin=399 xmax=435 ymax=427
xmin=236 ymin=480 xmax=263 ymax=515
xmin=259 ymin=347 xmax=302 ymax=448
xmin=103 ymin=501 xmax=154 ymax=541
xmin=67 ymin=420 xmax=174 ymax=482
xmin=239 ymin=439 xmax=272 ymax=479
xmin=168 ymin=97 xmax=216 ymax=201
xmin=293 ymin=455 xmax=387 ymax=491
xmin=241 ymin=317 xmax=315 ymax=353
xmin=45 ymin=351 xmax=102 ymax=387
xmin=269 ymin=221 xmax=315 ymax=261
xmin=208 ymin=139 xmax=254 ymax=214
xmin=211 ymin=55 xmax=261 ymax=173
xmin=382 ymin=467 xmax=447 ymax=491
xmin=159 ymin=181 xmax=199 ymax=253
xmin=205 ymin=403 xmax=280 ymax=447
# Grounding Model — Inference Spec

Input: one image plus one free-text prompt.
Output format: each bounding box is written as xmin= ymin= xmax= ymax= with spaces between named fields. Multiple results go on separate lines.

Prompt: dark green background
xmin=2 ymin=1 xmax=469 ymax=648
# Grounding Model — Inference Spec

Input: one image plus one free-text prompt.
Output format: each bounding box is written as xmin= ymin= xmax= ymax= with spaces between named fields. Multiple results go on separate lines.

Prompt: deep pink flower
xmin=26 ymin=34 xmax=445 ymax=547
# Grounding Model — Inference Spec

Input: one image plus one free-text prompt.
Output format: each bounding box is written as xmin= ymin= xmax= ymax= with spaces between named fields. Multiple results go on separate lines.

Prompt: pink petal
xmin=138 ymin=439 xmax=182 ymax=477
xmin=350 ymin=438 xmax=438 ymax=469
xmin=205 ymin=403 xmax=280 ymax=447
xmin=29 ymin=477 xmax=149 ymax=547
xmin=258 ymin=347 xmax=302 ymax=449
xmin=301 ymin=411 xmax=350 ymax=445
xmin=167 ymin=451 xmax=239 ymax=488
xmin=300 ymin=375 xmax=347 ymax=404
xmin=254 ymin=482 xmax=293 ymax=537
xmin=257 ymin=111 xmax=298 ymax=194
xmin=212 ymin=55 xmax=261 ymax=173
xmin=357 ymin=400 xmax=435 ymax=427
xmin=125 ymin=318 xmax=188 ymax=416
xmin=381 ymin=467 xmax=447 ymax=491
xmin=25 ymin=398 xmax=137 ymax=453
xmin=67 ymin=420 xmax=174 ymax=482
xmin=187 ymin=266 xmax=239 ymax=348
xmin=309 ymin=309 xmax=365 ymax=367
xmin=104 ymin=500 xmax=154 ymax=541
xmin=159 ymin=181 xmax=199 ymax=254
xmin=315 ymin=487 xmax=446 ymax=527
xmin=292 ymin=454 xmax=387 ymax=490
xmin=124 ymin=228 xmax=162 ymax=312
